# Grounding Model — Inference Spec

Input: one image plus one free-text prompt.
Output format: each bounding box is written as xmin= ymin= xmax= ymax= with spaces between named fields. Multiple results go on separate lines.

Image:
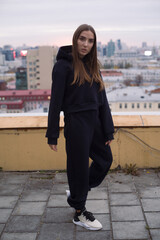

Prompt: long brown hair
xmin=72 ymin=24 xmax=104 ymax=90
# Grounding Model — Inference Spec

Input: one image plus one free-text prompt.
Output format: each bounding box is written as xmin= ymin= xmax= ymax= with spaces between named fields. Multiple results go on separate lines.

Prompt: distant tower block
xmin=117 ymin=39 xmax=122 ymax=50
xmin=142 ymin=42 xmax=147 ymax=48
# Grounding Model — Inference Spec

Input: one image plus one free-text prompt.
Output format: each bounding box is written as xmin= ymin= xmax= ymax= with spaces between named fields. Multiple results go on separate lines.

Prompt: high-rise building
xmin=117 ymin=39 xmax=122 ymax=50
xmin=16 ymin=67 xmax=27 ymax=90
xmin=97 ymin=42 xmax=102 ymax=57
xmin=26 ymin=46 xmax=58 ymax=90
xmin=2 ymin=45 xmax=15 ymax=61
xmin=107 ymin=40 xmax=115 ymax=57
xmin=142 ymin=42 xmax=147 ymax=48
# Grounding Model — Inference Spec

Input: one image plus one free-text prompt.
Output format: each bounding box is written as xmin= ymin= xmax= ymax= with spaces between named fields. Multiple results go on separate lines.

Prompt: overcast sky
xmin=1 ymin=0 xmax=160 ymax=48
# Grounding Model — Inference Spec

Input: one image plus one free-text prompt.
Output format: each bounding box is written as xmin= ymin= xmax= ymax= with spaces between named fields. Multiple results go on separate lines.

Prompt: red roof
xmin=151 ymin=88 xmax=160 ymax=94
xmin=101 ymin=70 xmax=123 ymax=77
xmin=0 ymin=89 xmax=51 ymax=97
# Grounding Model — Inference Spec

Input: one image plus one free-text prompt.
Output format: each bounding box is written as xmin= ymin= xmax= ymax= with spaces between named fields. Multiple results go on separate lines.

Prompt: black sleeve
xmin=99 ymin=88 xmax=114 ymax=141
xmin=45 ymin=60 xmax=68 ymax=145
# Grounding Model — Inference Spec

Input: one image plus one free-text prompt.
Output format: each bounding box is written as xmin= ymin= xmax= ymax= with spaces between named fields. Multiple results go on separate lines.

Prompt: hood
xmin=56 ymin=45 xmax=73 ymax=62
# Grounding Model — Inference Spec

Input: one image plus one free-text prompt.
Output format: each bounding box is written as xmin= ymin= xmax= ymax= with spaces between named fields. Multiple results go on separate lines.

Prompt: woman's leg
xmin=64 ymin=111 xmax=97 ymax=210
xmin=89 ymin=116 xmax=113 ymax=189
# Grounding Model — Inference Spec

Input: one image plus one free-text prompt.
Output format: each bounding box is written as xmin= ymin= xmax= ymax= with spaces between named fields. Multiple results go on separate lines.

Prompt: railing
xmin=0 ymin=113 xmax=160 ymax=171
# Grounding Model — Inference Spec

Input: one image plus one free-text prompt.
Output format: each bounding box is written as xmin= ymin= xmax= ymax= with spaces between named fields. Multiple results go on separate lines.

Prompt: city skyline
xmin=1 ymin=0 xmax=160 ymax=48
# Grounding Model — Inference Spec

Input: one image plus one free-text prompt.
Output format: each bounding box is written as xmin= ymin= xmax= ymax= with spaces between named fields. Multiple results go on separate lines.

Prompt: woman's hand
xmin=105 ymin=140 xmax=112 ymax=146
xmin=49 ymin=144 xmax=58 ymax=152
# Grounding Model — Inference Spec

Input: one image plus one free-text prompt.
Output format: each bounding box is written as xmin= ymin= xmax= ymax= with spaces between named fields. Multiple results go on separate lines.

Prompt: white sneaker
xmin=66 ymin=190 xmax=70 ymax=198
xmin=73 ymin=209 xmax=102 ymax=231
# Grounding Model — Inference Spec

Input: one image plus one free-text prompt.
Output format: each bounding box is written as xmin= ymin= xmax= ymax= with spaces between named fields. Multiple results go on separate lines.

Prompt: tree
xmin=123 ymin=79 xmax=132 ymax=86
xmin=135 ymin=74 xmax=143 ymax=86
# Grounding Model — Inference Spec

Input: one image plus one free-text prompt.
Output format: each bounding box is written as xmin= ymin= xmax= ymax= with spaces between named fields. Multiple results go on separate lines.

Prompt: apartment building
xmin=27 ymin=46 xmax=58 ymax=90
xmin=121 ymin=69 xmax=160 ymax=82
xmin=0 ymin=89 xmax=51 ymax=113
xmin=107 ymin=86 xmax=160 ymax=112
xmin=101 ymin=70 xmax=123 ymax=82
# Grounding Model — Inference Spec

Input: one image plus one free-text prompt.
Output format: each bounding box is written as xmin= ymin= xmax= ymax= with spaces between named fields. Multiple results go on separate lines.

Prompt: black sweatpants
xmin=64 ymin=110 xmax=113 ymax=210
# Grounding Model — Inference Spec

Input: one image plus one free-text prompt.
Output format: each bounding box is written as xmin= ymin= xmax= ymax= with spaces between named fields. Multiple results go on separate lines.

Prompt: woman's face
xmin=77 ymin=30 xmax=94 ymax=58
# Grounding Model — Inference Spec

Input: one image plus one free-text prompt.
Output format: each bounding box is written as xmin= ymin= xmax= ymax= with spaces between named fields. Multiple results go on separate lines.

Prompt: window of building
xmin=149 ymin=103 xmax=152 ymax=108
xmin=29 ymin=74 xmax=33 ymax=77
xmin=132 ymin=103 xmax=134 ymax=108
xmin=124 ymin=103 xmax=127 ymax=108
xmin=158 ymin=103 xmax=160 ymax=109
xmin=137 ymin=103 xmax=140 ymax=108
xmin=1 ymin=104 xmax=7 ymax=109
xmin=119 ymin=103 xmax=122 ymax=108
xmin=29 ymin=62 xmax=32 ymax=65
xmin=29 ymin=68 xmax=32 ymax=71
xmin=144 ymin=103 xmax=147 ymax=108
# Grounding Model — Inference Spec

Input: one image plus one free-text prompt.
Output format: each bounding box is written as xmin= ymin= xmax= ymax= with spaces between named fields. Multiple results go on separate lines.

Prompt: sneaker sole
xmin=73 ymin=219 xmax=102 ymax=231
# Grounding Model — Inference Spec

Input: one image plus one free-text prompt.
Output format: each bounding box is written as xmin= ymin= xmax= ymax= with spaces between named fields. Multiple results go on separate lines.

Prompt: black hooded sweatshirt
xmin=46 ymin=45 xmax=114 ymax=145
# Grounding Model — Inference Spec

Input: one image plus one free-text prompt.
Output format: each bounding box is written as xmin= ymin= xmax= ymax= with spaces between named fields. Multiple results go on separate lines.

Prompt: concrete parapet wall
xmin=0 ymin=115 xmax=160 ymax=171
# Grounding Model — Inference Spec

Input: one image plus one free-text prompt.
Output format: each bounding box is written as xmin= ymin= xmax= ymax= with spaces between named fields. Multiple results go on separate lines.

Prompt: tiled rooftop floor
xmin=0 ymin=169 xmax=160 ymax=240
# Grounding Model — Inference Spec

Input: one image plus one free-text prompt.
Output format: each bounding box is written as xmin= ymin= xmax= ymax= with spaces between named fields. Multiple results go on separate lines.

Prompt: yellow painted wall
xmin=111 ymin=127 xmax=160 ymax=169
xmin=0 ymin=123 xmax=160 ymax=171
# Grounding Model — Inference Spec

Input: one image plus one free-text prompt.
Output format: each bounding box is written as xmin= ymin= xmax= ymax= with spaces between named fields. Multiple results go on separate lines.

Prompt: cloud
xmin=1 ymin=0 xmax=160 ymax=47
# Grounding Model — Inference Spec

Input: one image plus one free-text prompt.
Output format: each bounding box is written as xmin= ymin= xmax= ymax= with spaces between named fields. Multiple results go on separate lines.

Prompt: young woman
xmin=46 ymin=24 xmax=114 ymax=231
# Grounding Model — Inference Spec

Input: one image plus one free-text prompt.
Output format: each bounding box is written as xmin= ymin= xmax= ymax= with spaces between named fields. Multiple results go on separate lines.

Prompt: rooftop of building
xmin=106 ymin=85 xmax=160 ymax=102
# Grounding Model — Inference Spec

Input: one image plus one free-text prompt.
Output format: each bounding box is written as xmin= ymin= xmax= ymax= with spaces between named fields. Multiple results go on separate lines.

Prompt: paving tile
xmin=139 ymin=187 xmax=160 ymax=198
xmin=13 ymin=202 xmax=46 ymax=215
xmin=51 ymin=183 xmax=69 ymax=194
xmin=107 ymin=172 xmax=133 ymax=184
xmin=134 ymin=170 xmax=160 ymax=187
xmin=24 ymin=178 xmax=53 ymax=190
xmin=110 ymin=193 xmax=140 ymax=206
xmin=43 ymin=207 xmax=74 ymax=223
xmin=145 ymin=212 xmax=160 ymax=228
xmin=48 ymin=195 xmax=69 ymax=207
xmin=5 ymin=216 xmax=41 ymax=232
xmin=76 ymin=230 xmax=112 ymax=240
xmin=112 ymin=221 xmax=148 ymax=239
xmin=0 ymin=184 xmax=23 ymax=196
xmin=141 ymin=199 xmax=160 ymax=211
xmin=108 ymin=182 xmax=136 ymax=193
xmin=54 ymin=173 xmax=68 ymax=183
xmin=37 ymin=223 xmax=74 ymax=240
xmin=86 ymin=200 xmax=109 ymax=213
xmin=76 ymin=214 xmax=110 ymax=231
xmin=150 ymin=229 xmax=160 ymax=240
xmin=111 ymin=206 xmax=144 ymax=221
xmin=0 ymin=224 xmax=5 ymax=234
xmin=21 ymin=190 xmax=50 ymax=201
xmin=1 ymin=233 xmax=37 ymax=240
xmin=0 ymin=175 xmax=28 ymax=185
xmin=0 ymin=196 xmax=19 ymax=208
xmin=0 ymin=209 xmax=12 ymax=223
xmin=87 ymin=188 xmax=108 ymax=200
